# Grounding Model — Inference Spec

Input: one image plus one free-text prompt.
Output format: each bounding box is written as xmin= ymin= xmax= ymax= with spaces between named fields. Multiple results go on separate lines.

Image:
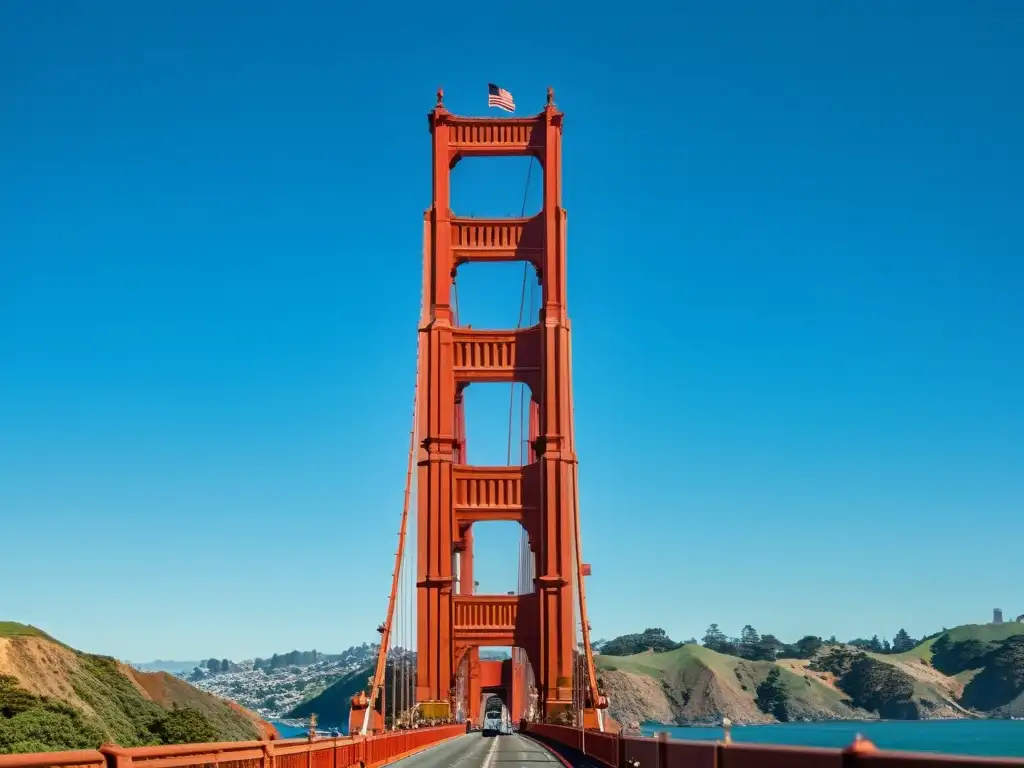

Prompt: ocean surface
xmin=273 ymin=722 xmax=320 ymax=738
xmin=643 ymin=721 xmax=1024 ymax=758
xmin=272 ymin=719 xmax=1024 ymax=757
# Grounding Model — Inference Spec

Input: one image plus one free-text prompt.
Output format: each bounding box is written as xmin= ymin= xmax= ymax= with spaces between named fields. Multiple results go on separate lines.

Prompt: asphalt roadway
xmin=388 ymin=732 xmax=574 ymax=768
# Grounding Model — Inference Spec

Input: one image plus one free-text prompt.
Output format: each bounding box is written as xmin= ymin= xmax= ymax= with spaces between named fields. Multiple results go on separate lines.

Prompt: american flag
xmin=487 ymin=83 xmax=515 ymax=113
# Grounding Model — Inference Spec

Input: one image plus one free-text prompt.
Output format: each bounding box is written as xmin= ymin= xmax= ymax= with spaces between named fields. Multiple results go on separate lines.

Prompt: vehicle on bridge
xmin=481 ymin=715 xmax=507 ymax=737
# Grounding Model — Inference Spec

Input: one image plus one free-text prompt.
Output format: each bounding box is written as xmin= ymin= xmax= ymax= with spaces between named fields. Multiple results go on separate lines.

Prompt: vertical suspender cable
xmin=506 ymin=158 xmax=535 ymax=465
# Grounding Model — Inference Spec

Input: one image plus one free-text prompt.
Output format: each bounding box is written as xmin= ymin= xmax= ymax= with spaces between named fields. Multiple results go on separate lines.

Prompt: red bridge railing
xmin=521 ymin=723 xmax=1024 ymax=768
xmin=0 ymin=725 xmax=465 ymax=768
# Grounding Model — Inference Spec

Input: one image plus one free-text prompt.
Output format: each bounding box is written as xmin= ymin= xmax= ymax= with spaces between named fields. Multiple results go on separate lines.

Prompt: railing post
xmin=261 ymin=740 xmax=276 ymax=768
xmin=657 ymin=730 xmax=669 ymax=768
xmin=842 ymin=733 xmax=877 ymax=768
xmin=99 ymin=744 xmax=132 ymax=768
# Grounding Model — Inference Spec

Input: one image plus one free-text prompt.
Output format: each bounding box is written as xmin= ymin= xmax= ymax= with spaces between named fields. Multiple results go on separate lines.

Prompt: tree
xmin=931 ymin=635 xmax=992 ymax=675
xmin=601 ymin=628 xmax=681 ymax=656
xmin=892 ymin=629 xmax=916 ymax=653
xmin=794 ymin=636 xmax=822 ymax=659
xmin=702 ymin=624 xmax=728 ymax=652
xmin=149 ymin=708 xmax=219 ymax=745
xmin=961 ymin=636 xmax=1024 ymax=711
xmin=740 ymin=625 xmax=760 ymax=647
xmin=754 ymin=667 xmax=788 ymax=721
xmin=841 ymin=657 xmax=914 ymax=717
xmin=752 ymin=634 xmax=782 ymax=661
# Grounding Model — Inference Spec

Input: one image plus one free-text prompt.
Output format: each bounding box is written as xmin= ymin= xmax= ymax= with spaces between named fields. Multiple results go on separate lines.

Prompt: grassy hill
xmin=0 ymin=622 xmax=273 ymax=754
xmin=898 ymin=624 xmax=1024 ymax=716
xmin=596 ymin=644 xmax=864 ymax=726
xmin=896 ymin=623 xmax=1024 ymax=664
xmin=287 ymin=667 xmax=370 ymax=725
xmin=596 ymin=623 xmax=1024 ymax=726
xmin=286 ymin=661 xmax=413 ymax=729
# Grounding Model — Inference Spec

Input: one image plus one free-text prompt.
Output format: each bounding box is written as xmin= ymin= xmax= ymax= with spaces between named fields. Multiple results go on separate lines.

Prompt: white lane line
xmin=480 ymin=736 xmax=499 ymax=768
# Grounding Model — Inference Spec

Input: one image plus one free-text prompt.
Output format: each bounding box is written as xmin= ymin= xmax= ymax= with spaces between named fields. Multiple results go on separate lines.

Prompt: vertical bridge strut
xmin=354 ymin=87 xmax=608 ymax=735
xmin=415 ymin=87 xmax=607 ymax=727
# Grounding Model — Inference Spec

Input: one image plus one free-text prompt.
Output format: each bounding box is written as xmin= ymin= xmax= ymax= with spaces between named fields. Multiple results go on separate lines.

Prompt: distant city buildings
xmin=994 ymin=608 xmax=1004 ymax=624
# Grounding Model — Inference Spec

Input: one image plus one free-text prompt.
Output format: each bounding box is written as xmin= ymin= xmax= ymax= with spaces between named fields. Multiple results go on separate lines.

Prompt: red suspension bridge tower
xmin=352 ymin=87 xmax=607 ymax=734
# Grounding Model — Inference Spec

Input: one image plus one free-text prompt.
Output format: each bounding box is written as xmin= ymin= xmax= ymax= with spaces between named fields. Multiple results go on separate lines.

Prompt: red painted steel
xmin=522 ymin=723 xmax=1024 ymax=768
xmin=0 ymin=726 xmax=465 ymax=768
xmin=417 ymin=87 xmax=595 ymax=723
xmin=0 ymin=751 xmax=106 ymax=768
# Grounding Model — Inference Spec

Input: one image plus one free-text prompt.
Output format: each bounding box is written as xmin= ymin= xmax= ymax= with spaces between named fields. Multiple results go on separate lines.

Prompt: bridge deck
xmin=391 ymin=733 xmax=576 ymax=768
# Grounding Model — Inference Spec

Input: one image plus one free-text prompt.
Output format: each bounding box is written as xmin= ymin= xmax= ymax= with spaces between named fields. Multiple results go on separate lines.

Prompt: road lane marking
xmin=480 ymin=735 xmax=499 ymax=768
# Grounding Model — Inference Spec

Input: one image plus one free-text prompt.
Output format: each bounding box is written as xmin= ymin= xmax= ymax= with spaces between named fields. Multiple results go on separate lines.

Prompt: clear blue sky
xmin=2 ymin=1 xmax=1022 ymax=662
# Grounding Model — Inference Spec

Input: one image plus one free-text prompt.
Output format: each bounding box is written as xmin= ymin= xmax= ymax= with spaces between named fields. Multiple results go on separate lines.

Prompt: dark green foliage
xmin=849 ymin=636 xmax=886 ymax=653
xmin=736 ymin=626 xmax=780 ymax=661
xmin=0 ymin=676 xmax=107 ymax=753
xmin=930 ymin=635 xmax=995 ymax=675
xmin=288 ymin=666 xmax=370 ymax=723
xmin=810 ymin=647 xmax=915 ymax=717
xmin=810 ymin=647 xmax=857 ymax=678
xmin=71 ymin=655 xmax=166 ymax=746
xmin=0 ymin=676 xmax=39 ymax=719
xmin=739 ymin=625 xmax=759 ymax=649
xmin=961 ymin=636 xmax=1024 ymax=711
xmin=791 ymin=636 xmax=823 ymax=659
xmin=288 ymin=660 xmax=414 ymax=726
xmin=754 ymin=667 xmax=788 ymax=721
xmin=0 ymin=658 xmax=254 ymax=754
xmin=700 ymin=625 xmax=737 ymax=656
xmin=148 ymin=708 xmax=218 ymax=745
xmin=841 ymin=658 xmax=915 ymax=718
xmin=601 ymin=628 xmax=682 ymax=656
xmin=892 ymin=629 xmax=917 ymax=653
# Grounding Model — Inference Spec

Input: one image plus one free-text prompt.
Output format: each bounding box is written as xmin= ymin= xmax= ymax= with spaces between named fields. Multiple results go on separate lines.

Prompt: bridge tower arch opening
xmin=413 ymin=88 xmax=605 ymax=727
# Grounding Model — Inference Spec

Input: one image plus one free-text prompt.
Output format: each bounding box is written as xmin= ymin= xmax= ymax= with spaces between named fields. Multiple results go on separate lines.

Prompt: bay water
xmin=644 ymin=721 xmax=1024 ymax=758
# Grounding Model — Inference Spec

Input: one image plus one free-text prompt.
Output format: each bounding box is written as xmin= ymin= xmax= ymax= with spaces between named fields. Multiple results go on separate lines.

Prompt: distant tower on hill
xmin=994 ymin=608 xmax=1004 ymax=624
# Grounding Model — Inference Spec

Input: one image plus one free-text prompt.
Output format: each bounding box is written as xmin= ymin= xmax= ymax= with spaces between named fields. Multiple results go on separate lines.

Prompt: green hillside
xmin=897 ymin=623 xmax=1024 ymax=663
xmin=0 ymin=622 xmax=62 ymax=643
xmin=597 ymin=644 xmax=860 ymax=724
xmin=287 ymin=667 xmax=370 ymax=723
xmin=0 ymin=626 xmax=265 ymax=754
xmin=288 ymin=662 xmax=414 ymax=728
xmin=595 ymin=623 xmax=1024 ymax=725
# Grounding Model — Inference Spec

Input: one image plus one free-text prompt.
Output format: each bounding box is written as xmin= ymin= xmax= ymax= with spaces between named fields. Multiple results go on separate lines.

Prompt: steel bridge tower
xmin=415 ymin=88 xmax=598 ymax=725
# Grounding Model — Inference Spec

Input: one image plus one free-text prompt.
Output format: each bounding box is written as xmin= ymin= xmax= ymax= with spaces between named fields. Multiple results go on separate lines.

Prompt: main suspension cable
xmin=363 ymin=289 xmax=423 ymax=735
xmin=567 ymin=324 xmax=603 ymax=729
